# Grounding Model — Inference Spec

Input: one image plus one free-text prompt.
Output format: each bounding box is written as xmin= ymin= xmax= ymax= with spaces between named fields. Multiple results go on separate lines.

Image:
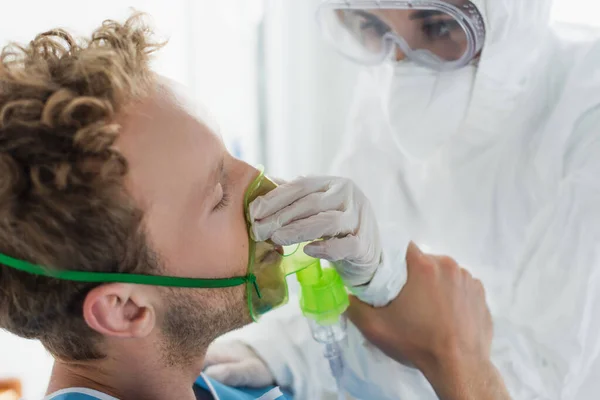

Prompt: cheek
xmin=154 ymin=208 xmax=250 ymax=279
xmin=196 ymin=211 xmax=250 ymax=278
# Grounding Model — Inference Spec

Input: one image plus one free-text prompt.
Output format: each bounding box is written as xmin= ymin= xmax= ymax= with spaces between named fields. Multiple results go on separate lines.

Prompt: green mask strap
xmin=0 ymin=252 xmax=256 ymax=289
xmin=0 ymin=168 xmax=275 ymax=298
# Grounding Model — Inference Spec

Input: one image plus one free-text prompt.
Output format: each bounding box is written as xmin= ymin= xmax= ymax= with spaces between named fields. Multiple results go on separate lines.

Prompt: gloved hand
xmin=250 ymin=176 xmax=382 ymax=287
xmin=204 ymin=341 xmax=275 ymax=388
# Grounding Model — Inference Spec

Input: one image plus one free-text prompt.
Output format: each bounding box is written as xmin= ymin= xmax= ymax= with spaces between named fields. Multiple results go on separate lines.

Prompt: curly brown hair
xmin=0 ymin=14 xmax=164 ymax=361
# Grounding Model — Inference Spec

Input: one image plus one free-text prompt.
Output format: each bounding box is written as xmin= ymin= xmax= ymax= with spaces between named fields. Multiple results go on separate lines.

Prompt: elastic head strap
xmin=0 ymin=252 xmax=253 ymax=289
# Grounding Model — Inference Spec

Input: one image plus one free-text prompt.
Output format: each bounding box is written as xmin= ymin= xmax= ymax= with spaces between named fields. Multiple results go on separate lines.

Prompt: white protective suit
xmin=220 ymin=0 xmax=600 ymax=398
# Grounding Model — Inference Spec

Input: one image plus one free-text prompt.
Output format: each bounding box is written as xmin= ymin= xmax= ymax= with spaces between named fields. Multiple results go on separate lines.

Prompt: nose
xmin=395 ymin=46 xmax=407 ymax=61
xmin=239 ymin=161 xmax=262 ymax=190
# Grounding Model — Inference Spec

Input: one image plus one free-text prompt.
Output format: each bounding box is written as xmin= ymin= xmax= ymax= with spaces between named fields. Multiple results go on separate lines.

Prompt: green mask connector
xmin=295 ymin=258 xmax=350 ymax=326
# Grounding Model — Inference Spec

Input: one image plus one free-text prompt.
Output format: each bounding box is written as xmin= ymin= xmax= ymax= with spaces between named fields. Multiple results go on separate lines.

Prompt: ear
xmin=83 ymin=284 xmax=157 ymax=339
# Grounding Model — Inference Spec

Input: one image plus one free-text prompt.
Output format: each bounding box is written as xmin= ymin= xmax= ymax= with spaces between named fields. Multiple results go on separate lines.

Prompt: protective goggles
xmin=0 ymin=169 xmax=315 ymax=322
xmin=317 ymin=0 xmax=485 ymax=71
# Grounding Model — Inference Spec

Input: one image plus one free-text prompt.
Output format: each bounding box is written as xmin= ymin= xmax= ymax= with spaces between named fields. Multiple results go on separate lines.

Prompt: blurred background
xmin=0 ymin=0 xmax=599 ymax=398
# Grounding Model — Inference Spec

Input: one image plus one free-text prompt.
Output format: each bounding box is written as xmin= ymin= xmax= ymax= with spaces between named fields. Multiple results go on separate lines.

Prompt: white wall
xmin=552 ymin=0 xmax=600 ymax=27
xmin=0 ymin=1 xmax=261 ymax=398
xmin=0 ymin=0 xmax=262 ymax=163
xmin=263 ymin=0 xmax=361 ymax=179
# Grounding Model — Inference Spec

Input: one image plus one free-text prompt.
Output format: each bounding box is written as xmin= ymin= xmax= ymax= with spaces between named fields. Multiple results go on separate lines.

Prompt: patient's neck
xmin=47 ymin=342 xmax=208 ymax=400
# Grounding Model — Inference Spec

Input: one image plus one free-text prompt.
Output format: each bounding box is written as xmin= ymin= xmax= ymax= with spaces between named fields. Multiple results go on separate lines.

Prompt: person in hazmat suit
xmin=205 ymin=0 xmax=600 ymax=398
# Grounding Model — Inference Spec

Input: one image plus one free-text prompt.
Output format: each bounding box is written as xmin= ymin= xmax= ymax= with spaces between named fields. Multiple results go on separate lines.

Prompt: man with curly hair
xmin=0 ymin=14 xmax=281 ymax=399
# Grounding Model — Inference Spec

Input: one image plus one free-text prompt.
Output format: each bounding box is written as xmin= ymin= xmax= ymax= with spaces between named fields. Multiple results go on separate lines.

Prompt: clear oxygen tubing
xmin=308 ymin=318 xmax=348 ymax=400
xmin=293 ymin=251 xmax=350 ymax=400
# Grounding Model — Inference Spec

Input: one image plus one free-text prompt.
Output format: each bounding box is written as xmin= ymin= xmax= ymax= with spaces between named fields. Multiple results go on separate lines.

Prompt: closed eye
xmin=213 ymin=165 xmax=230 ymax=212
xmin=213 ymin=190 xmax=230 ymax=211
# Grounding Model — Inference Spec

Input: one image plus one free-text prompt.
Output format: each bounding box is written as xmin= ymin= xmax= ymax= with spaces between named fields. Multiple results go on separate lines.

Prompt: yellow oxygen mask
xmin=243 ymin=169 xmax=318 ymax=321
xmin=245 ymin=170 xmax=350 ymax=399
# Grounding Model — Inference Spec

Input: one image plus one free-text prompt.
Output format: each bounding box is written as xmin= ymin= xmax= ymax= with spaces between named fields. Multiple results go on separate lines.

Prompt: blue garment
xmin=195 ymin=376 xmax=293 ymax=400
xmin=45 ymin=393 xmax=101 ymax=400
xmin=45 ymin=375 xmax=293 ymax=400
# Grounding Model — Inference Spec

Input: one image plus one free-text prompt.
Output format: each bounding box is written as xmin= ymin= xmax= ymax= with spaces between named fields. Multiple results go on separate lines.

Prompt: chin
xmin=217 ymin=285 xmax=254 ymax=335
xmin=161 ymin=285 xmax=250 ymax=366
xmin=233 ymin=294 xmax=255 ymax=329
xmin=228 ymin=312 xmax=254 ymax=333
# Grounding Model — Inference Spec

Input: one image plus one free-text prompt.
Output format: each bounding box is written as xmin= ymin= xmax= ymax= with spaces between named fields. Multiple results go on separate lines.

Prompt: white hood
xmin=473 ymin=0 xmax=552 ymax=42
xmin=472 ymin=0 xmax=553 ymax=79
xmin=470 ymin=0 xmax=553 ymax=90
xmin=443 ymin=0 xmax=555 ymax=161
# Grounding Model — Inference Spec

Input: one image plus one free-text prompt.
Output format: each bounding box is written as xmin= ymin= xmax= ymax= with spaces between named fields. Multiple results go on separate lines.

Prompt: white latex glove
xmin=250 ymin=176 xmax=382 ymax=287
xmin=204 ymin=341 xmax=275 ymax=388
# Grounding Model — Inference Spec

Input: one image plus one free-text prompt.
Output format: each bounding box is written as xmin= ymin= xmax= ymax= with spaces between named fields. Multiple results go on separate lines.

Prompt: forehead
xmin=115 ymin=84 xmax=222 ymax=209
xmin=163 ymin=78 xmax=221 ymax=135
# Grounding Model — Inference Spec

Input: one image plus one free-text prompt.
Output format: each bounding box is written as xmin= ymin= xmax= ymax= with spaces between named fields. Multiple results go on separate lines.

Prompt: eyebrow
xmin=352 ymin=10 xmax=377 ymax=19
xmin=409 ymin=10 xmax=448 ymax=20
xmin=350 ymin=10 xmax=386 ymax=23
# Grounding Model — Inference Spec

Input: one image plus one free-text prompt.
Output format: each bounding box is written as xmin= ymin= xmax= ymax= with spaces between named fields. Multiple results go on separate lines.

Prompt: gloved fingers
xmin=204 ymin=360 xmax=274 ymax=388
xmin=305 ymin=234 xmax=380 ymax=264
xmin=204 ymin=352 xmax=239 ymax=367
xmin=204 ymin=341 xmax=255 ymax=366
xmin=204 ymin=363 xmax=237 ymax=384
xmin=251 ymin=190 xmax=346 ymax=242
xmin=270 ymin=176 xmax=288 ymax=186
xmin=304 ymin=234 xmax=361 ymax=262
xmin=306 ymin=235 xmax=380 ymax=286
xmin=249 ymin=177 xmax=332 ymax=221
xmin=269 ymin=211 xmax=354 ymax=246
